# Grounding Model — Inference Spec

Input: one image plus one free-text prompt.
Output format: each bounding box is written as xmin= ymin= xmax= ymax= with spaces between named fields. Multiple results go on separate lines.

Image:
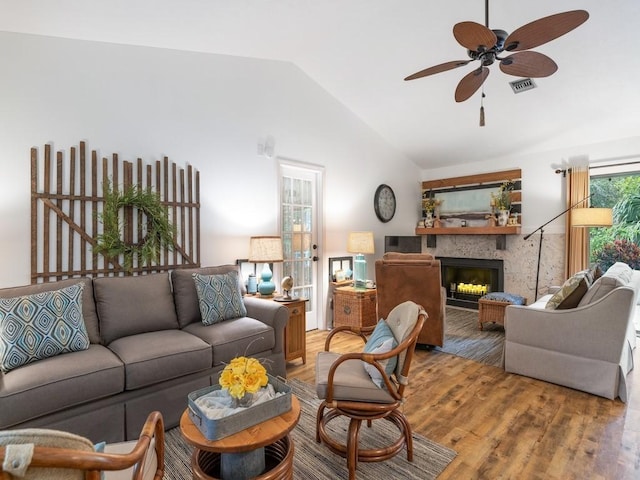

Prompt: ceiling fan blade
xmin=504 ymin=10 xmax=589 ymax=51
xmin=455 ymin=67 xmax=489 ymax=102
xmin=404 ymin=60 xmax=472 ymax=81
xmin=500 ymin=51 xmax=558 ymax=77
xmin=453 ymin=21 xmax=497 ymax=52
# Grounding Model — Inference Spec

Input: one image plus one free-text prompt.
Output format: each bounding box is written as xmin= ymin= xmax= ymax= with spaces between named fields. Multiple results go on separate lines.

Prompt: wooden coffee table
xmin=180 ymin=395 xmax=301 ymax=479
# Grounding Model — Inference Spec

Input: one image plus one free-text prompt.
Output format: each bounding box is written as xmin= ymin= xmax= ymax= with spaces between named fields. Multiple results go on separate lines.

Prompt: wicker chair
xmin=0 ymin=411 xmax=164 ymax=480
xmin=315 ymin=301 xmax=427 ymax=479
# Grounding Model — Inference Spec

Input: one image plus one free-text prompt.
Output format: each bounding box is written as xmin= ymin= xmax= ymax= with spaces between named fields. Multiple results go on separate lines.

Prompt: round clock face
xmin=374 ymin=184 xmax=396 ymax=223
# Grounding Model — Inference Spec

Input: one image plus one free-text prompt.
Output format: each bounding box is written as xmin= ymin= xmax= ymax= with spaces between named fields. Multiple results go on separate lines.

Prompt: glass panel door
xmin=280 ymin=164 xmax=320 ymax=330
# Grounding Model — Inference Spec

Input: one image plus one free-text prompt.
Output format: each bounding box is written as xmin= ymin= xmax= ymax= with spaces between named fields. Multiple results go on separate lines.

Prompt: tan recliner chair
xmin=375 ymin=252 xmax=446 ymax=347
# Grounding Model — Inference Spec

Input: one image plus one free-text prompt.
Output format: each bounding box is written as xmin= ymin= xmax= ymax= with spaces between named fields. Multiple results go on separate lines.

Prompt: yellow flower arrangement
xmin=219 ymin=356 xmax=269 ymax=399
xmin=422 ymin=197 xmax=443 ymax=213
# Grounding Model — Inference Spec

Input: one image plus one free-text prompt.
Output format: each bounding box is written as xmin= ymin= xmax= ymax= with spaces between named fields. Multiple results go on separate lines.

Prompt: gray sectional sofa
xmin=0 ymin=265 xmax=289 ymax=443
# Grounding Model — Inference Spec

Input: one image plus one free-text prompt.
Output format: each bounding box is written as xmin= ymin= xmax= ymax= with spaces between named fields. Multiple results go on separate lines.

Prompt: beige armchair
xmin=0 ymin=411 xmax=164 ymax=480
xmin=375 ymin=252 xmax=446 ymax=347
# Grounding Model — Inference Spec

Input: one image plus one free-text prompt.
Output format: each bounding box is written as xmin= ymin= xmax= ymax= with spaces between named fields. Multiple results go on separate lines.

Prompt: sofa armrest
xmin=243 ymin=297 xmax=289 ymax=354
xmin=505 ymin=286 xmax=635 ymax=363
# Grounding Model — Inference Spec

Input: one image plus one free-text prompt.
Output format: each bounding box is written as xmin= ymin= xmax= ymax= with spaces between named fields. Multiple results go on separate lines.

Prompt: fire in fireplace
xmin=439 ymin=257 xmax=504 ymax=309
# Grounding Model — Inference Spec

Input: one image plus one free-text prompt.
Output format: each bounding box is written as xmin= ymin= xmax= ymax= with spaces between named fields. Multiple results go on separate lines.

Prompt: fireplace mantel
xmin=416 ymin=225 xmax=520 ymax=250
xmin=415 ymin=226 xmax=520 ymax=235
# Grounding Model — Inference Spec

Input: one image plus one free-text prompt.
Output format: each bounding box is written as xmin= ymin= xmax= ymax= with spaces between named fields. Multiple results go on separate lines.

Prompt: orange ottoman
xmin=478 ymin=292 xmax=526 ymax=330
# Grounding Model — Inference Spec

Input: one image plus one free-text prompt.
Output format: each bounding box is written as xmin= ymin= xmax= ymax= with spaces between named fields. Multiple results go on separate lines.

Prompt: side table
xmin=180 ymin=396 xmax=301 ymax=479
xmin=278 ymin=298 xmax=307 ymax=364
xmin=333 ymin=286 xmax=377 ymax=328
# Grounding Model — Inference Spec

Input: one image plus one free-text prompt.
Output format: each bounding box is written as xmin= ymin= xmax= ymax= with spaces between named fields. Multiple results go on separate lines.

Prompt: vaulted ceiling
xmin=2 ymin=0 xmax=639 ymax=169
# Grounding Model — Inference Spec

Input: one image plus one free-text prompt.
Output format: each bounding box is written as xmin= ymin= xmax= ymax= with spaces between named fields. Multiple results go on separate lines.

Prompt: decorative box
xmin=333 ymin=286 xmax=377 ymax=328
xmin=187 ymin=374 xmax=291 ymax=441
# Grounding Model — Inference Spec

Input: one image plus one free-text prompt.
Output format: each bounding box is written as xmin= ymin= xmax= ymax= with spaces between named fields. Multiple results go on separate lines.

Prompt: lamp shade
xmin=248 ymin=236 xmax=284 ymax=262
xmin=570 ymin=208 xmax=613 ymax=227
xmin=346 ymin=232 xmax=375 ymax=254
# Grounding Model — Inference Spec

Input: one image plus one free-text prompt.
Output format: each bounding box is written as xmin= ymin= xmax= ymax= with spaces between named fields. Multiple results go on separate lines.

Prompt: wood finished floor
xmin=286 ymin=329 xmax=640 ymax=480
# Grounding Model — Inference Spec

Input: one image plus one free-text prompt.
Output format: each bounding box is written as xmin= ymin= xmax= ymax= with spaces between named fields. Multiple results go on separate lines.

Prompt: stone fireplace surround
xmin=423 ymin=233 xmax=566 ymax=304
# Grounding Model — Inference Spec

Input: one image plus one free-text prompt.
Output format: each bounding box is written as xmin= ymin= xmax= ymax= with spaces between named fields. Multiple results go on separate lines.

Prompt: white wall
xmin=0 ymin=32 xmax=420 ymax=322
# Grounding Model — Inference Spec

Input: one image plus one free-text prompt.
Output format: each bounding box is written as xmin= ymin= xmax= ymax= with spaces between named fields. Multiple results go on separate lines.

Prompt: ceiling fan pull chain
xmin=479 ymin=89 xmax=486 ymax=127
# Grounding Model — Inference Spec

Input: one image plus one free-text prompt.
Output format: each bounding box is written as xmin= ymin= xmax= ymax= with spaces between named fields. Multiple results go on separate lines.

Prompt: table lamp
xmin=248 ymin=236 xmax=284 ymax=297
xmin=347 ymin=231 xmax=375 ymax=290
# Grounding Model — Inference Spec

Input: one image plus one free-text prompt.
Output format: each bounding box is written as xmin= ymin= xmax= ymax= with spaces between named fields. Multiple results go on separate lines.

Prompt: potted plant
xmin=490 ymin=181 xmax=515 ymax=226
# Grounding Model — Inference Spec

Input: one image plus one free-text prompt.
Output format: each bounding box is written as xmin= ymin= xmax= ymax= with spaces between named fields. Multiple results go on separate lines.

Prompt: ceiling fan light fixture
xmin=509 ymin=78 xmax=537 ymax=93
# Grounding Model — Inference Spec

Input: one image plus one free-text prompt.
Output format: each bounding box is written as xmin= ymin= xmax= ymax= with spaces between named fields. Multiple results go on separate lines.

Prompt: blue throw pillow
xmin=0 ymin=283 xmax=89 ymax=373
xmin=193 ymin=271 xmax=247 ymax=325
xmin=482 ymin=292 xmax=526 ymax=305
xmin=362 ymin=319 xmax=398 ymax=388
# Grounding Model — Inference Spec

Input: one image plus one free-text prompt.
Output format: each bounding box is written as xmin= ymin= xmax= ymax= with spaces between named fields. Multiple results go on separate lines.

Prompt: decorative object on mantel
xmin=94 ymin=179 xmax=175 ymax=273
xmin=421 ymin=193 xmax=443 ymax=221
xmin=490 ymin=180 xmax=515 ymax=226
xmin=30 ymin=141 xmax=200 ymax=283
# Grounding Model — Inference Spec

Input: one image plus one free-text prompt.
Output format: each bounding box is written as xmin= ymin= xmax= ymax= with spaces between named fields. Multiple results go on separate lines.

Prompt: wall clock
xmin=374 ymin=184 xmax=396 ymax=223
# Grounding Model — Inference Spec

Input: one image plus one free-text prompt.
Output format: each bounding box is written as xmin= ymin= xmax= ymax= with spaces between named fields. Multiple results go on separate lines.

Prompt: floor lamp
xmin=524 ymin=195 xmax=612 ymax=300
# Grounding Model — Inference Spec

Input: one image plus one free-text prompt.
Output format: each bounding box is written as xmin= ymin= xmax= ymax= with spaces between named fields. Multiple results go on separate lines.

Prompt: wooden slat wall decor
xmin=31 ymin=141 xmax=200 ymax=283
xmin=421 ymin=168 xmax=523 ymax=221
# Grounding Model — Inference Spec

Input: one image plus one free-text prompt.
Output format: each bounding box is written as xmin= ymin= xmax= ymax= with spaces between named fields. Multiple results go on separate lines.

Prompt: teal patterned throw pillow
xmin=193 ymin=271 xmax=247 ymax=325
xmin=0 ymin=283 xmax=89 ymax=373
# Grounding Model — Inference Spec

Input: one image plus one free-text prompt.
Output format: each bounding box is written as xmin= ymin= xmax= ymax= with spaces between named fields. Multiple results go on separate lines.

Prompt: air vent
xmin=509 ymin=78 xmax=537 ymax=93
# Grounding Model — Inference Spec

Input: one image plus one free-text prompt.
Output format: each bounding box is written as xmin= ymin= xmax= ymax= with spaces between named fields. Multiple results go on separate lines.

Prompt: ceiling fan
xmin=404 ymin=1 xmax=589 ymax=102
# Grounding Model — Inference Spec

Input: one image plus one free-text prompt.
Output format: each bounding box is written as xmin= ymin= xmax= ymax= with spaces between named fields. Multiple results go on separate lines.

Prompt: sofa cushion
xmin=362 ymin=319 xmax=397 ymax=388
xmin=0 ymin=345 xmax=124 ymax=428
xmin=107 ymin=330 xmax=211 ymax=390
xmin=182 ymin=317 xmax=275 ymax=368
xmin=545 ymin=272 xmax=591 ymax=310
xmin=0 ymin=278 xmax=100 ymax=345
xmin=579 ymin=262 xmax=633 ymax=307
xmin=93 ymin=274 xmax=178 ymax=345
xmin=171 ymin=265 xmax=246 ymax=328
xmin=0 ymin=283 xmax=90 ymax=373
xmin=192 ymin=271 xmax=247 ymax=325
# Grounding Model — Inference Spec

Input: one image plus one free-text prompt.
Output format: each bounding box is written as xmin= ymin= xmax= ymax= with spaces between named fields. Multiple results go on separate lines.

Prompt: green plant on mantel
xmin=95 ymin=179 xmax=175 ymax=272
xmin=490 ymin=180 xmax=515 ymax=211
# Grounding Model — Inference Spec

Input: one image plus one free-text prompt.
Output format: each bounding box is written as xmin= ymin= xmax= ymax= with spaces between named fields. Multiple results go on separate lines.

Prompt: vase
xmin=425 ymin=211 xmax=434 ymax=227
xmin=234 ymin=392 xmax=254 ymax=408
xmin=497 ymin=210 xmax=510 ymax=227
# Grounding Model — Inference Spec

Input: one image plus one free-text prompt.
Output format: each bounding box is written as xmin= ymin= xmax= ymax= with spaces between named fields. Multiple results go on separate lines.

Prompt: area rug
xmin=163 ymin=379 xmax=456 ymax=479
xmin=438 ymin=306 xmax=504 ymax=367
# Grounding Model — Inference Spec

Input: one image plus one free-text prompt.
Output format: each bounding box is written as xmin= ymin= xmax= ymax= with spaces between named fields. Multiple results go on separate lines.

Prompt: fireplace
xmin=439 ymin=257 xmax=504 ymax=309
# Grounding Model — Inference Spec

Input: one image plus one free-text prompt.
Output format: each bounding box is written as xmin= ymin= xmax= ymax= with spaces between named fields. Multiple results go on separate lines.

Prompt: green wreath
xmin=95 ymin=179 xmax=175 ymax=271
